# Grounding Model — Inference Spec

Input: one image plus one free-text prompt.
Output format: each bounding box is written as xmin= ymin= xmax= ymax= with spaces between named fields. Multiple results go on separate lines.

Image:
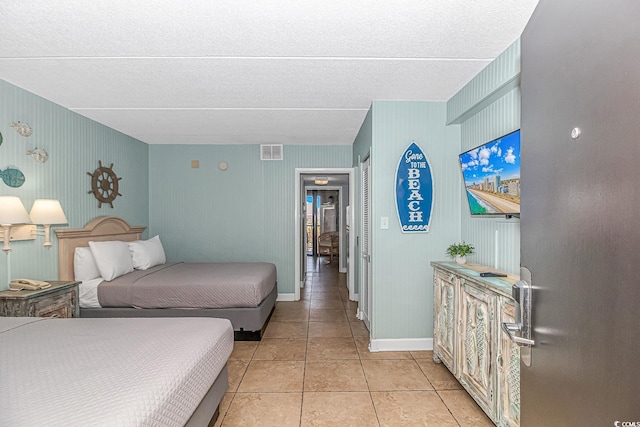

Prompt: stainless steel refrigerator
xmin=514 ymin=0 xmax=640 ymax=425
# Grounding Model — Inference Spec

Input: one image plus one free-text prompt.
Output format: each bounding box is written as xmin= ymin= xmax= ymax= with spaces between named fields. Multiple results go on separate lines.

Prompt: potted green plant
xmin=446 ymin=242 xmax=475 ymax=265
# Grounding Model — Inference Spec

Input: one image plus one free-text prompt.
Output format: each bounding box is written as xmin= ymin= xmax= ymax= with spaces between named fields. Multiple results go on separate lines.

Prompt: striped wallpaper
xmin=446 ymin=41 xmax=522 ymax=274
xmin=0 ymin=80 xmax=149 ymax=281
xmin=367 ymin=101 xmax=460 ymax=340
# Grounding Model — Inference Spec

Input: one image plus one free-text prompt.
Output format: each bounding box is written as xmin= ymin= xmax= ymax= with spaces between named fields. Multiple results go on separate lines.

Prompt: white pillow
xmin=73 ymin=247 xmax=102 ymax=281
xmin=128 ymin=235 xmax=166 ymax=270
xmin=88 ymin=241 xmax=134 ymax=281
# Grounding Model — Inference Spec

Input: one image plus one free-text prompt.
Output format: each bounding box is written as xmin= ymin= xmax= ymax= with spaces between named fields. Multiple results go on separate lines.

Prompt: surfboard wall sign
xmin=395 ymin=141 xmax=433 ymax=233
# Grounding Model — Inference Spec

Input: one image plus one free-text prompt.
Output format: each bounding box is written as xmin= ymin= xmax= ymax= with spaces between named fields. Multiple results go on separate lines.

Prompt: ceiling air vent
xmin=261 ymin=144 xmax=283 ymax=160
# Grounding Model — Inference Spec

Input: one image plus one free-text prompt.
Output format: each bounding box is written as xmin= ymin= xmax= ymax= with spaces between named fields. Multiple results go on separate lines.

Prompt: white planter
xmin=455 ymin=255 xmax=467 ymax=265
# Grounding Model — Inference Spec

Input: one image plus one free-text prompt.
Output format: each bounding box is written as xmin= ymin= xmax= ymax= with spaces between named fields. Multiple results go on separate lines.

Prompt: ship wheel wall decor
xmin=87 ymin=161 xmax=122 ymax=208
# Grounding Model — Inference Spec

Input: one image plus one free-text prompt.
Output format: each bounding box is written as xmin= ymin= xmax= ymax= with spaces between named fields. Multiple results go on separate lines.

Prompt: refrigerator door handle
xmin=502 ymin=321 xmax=535 ymax=346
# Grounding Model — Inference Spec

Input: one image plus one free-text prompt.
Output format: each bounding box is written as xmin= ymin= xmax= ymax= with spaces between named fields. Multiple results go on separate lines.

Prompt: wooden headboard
xmin=55 ymin=216 xmax=146 ymax=281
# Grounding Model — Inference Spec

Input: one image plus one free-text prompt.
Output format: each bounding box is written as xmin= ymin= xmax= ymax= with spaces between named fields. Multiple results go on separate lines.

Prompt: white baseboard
xmin=276 ymin=293 xmax=296 ymax=302
xmin=369 ymin=338 xmax=433 ymax=352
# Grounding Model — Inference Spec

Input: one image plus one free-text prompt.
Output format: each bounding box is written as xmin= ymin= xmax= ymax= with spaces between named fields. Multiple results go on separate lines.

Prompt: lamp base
xmin=1 ymin=250 xmax=10 ymax=291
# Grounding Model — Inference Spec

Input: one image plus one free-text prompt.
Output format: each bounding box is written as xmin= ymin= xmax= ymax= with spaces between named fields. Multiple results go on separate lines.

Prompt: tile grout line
xmin=299 ymin=269 xmax=314 ymax=427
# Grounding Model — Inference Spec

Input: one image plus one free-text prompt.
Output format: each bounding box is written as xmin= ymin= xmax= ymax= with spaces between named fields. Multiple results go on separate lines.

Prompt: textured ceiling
xmin=0 ymin=0 xmax=539 ymax=145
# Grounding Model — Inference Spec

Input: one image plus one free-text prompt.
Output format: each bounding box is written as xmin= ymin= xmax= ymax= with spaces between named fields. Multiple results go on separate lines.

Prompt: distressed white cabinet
xmin=432 ymin=261 xmax=520 ymax=427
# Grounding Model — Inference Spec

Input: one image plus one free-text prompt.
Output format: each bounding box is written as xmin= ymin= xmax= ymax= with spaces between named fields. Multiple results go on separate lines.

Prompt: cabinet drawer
xmin=30 ymin=291 xmax=74 ymax=318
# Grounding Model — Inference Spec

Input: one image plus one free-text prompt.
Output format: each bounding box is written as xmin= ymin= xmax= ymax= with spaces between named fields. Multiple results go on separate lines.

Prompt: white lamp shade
xmin=29 ymin=199 xmax=68 ymax=225
xmin=0 ymin=196 xmax=32 ymax=225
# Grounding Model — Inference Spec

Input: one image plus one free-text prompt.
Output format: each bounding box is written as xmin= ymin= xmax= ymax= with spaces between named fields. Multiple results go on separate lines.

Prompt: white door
xmin=360 ymin=157 xmax=371 ymax=330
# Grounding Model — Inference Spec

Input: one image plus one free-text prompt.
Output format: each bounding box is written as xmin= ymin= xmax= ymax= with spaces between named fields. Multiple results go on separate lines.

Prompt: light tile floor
xmin=216 ymin=257 xmax=494 ymax=426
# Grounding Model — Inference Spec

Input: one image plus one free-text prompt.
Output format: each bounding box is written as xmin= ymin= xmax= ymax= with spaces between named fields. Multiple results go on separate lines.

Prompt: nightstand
xmin=0 ymin=281 xmax=80 ymax=318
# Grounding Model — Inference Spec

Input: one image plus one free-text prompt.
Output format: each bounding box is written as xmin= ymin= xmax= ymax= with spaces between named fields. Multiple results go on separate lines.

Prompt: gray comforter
xmin=97 ymin=262 xmax=276 ymax=309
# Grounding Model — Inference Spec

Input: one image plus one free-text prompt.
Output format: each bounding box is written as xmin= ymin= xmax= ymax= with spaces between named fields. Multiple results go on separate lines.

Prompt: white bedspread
xmin=0 ymin=317 xmax=233 ymax=426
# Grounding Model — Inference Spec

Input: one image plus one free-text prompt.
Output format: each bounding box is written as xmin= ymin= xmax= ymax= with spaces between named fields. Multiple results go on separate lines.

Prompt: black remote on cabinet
xmin=480 ymin=272 xmax=508 ymax=277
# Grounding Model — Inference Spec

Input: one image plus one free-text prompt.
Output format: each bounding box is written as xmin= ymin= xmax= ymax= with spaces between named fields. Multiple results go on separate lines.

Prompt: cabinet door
xmin=433 ymin=270 xmax=457 ymax=373
xmin=458 ymin=280 xmax=495 ymax=418
xmin=497 ymin=298 xmax=520 ymax=427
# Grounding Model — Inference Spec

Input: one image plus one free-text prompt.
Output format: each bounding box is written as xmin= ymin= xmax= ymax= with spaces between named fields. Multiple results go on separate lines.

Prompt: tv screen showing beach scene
xmin=458 ymin=130 xmax=520 ymax=216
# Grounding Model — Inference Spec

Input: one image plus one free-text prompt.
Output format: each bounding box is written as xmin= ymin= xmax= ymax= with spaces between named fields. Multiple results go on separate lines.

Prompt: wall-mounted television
xmin=458 ymin=130 xmax=520 ymax=217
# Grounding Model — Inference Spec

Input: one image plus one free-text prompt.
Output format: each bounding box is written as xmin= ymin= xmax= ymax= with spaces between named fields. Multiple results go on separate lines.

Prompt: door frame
xmin=357 ymin=156 xmax=371 ymax=329
xmin=294 ymin=168 xmax=355 ymax=301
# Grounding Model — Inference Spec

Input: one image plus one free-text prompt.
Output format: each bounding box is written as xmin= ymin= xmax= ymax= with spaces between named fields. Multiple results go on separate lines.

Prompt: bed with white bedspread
xmin=0 ymin=316 xmax=233 ymax=426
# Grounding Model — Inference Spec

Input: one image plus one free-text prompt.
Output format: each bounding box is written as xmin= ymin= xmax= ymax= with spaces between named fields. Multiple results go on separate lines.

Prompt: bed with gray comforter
xmin=83 ymin=261 xmax=277 ymax=340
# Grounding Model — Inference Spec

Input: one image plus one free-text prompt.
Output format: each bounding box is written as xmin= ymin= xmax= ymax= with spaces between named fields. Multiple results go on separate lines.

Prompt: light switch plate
xmin=381 ymin=217 xmax=389 ymax=229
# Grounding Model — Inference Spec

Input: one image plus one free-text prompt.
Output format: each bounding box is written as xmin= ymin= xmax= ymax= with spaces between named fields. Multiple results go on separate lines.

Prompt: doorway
xmin=306 ymin=189 xmax=339 ymax=258
xmin=294 ymin=168 xmax=355 ymax=302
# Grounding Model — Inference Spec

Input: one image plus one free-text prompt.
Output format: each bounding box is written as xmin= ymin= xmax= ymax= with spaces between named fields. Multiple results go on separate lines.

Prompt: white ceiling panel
xmin=73 ymin=108 xmax=369 ymax=145
xmin=0 ymin=1 xmax=539 ymax=145
xmin=0 ymin=58 xmax=489 ymax=108
xmin=2 ymin=1 xmax=538 ymax=58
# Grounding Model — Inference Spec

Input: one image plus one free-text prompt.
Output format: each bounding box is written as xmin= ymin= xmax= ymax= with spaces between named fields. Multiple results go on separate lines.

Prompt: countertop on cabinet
xmin=430 ymin=261 xmax=519 ymax=299
xmin=0 ymin=281 xmax=78 ymax=299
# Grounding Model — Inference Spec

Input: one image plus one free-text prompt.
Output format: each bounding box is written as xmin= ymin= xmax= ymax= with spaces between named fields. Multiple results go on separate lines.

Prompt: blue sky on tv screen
xmin=459 ymin=131 xmax=520 ymax=186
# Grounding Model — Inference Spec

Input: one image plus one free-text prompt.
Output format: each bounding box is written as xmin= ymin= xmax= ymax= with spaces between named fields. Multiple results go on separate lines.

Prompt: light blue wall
xmin=446 ymin=41 xmax=522 ymax=274
xmin=148 ymin=144 xmax=352 ymax=296
xmin=369 ymin=101 xmax=460 ymax=340
xmin=353 ymin=108 xmax=373 ymax=164
xmin=0 ymin=80 xmax=149 ymax=281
